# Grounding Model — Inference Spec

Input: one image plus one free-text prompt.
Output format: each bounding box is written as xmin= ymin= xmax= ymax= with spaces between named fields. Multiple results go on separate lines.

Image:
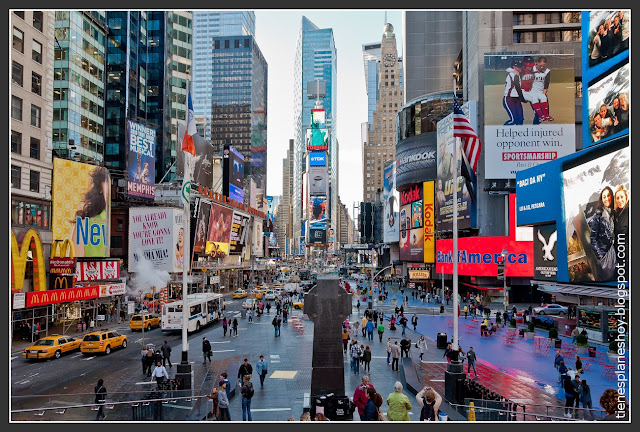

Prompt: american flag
xmin=452 ymin=97 xmax=481 ymax=175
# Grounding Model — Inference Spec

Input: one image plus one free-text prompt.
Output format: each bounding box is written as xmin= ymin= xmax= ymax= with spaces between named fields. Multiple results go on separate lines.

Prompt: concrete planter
xmin=608 ymin=352 xmax=619 ymax=364
xmin=575 ymin=345 xmax=588 ymax=355
xmin=524 ymin=331 xmax=535 ymax=340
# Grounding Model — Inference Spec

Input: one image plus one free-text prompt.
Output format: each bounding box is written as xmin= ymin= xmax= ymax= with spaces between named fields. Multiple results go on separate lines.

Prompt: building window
xmin=11 ymin=166 xmax=21 ymax=189
xmin=29 ymin=170 xmax=40 ymax=193
xmin=13 ymin=27 xmax=24 ymax=53
xmin=12 ymin=131 xmax=22 ymax=154
xmin=32 ymin=72 xmax=42 ymax=95
xmin=235 ymin=39 xmax=240 ymax=48
xmin=12 ymin=198 xmax=50 ymax=227
xmin=244 ymin=38 xmax=250 ymax=48
xmin=32 ymin=40 xmax=42 ymax=63
xmin=111 ymin=236 xmax=123 ymax=249
xmin=12 ymin=96 xmax=23 ymax=120
xmin=12 ymin=61 xmax=23 ymax=86
xmin=225 ymin=40 xmax=229 ymax=48
xmin=32 ymin=11 xmax=43 ymax=31
xmin=31 ymin=105 xmax=41 ymax=128
xmin=214 ymin=40 xmax=220 ymax=49
xmin=30 ymin=137 xmax=40 ymax=159
xmin=117 ymin=218 xmax=124 ymax=231
xmin=14 ymin=11 xmax=25 ymax=19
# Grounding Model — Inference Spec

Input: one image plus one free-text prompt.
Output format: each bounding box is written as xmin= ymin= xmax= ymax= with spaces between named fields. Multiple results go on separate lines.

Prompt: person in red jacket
xmin=352 ymin=375 xmax=375 ymax=420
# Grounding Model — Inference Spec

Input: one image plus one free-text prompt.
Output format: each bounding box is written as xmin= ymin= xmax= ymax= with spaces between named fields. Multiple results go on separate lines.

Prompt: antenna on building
xmin=384 ymin=11 xmax=387 ymax=25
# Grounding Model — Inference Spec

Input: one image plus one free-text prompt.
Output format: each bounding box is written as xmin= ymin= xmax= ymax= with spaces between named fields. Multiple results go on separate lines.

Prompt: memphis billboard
xmin=52 ymin=159 xmax=111 ymax=257
xmin=483 ymin=52 xmax=575 ymax=179
xmin=127 ymin=120 xmax=156 ymax=200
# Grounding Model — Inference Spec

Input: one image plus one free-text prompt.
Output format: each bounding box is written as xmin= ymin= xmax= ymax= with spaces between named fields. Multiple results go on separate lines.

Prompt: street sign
xmin=409 ymin=283 xmax=415 ymax=288
xmin=13 ymin=293 xmax=25 ymax=309
xmin=128 ymin=301 xmax=135 ymax=314
xmin=373 ymin=282 xmax=378 ymax=289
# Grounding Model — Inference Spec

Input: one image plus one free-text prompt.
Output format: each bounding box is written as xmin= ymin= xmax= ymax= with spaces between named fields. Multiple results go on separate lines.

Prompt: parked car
xmin=22 ymin=335 xmax=81 ymax=360
xmin=533 ymin=315 xmax=556 ymax=329
xmin=534 ymin=304 xmax=568 ymax=316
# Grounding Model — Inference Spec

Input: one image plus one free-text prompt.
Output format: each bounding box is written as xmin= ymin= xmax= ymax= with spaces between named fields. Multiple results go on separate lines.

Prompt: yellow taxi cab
xmin=292 ymin=300 xmax=304 ymax=310
xmin=129 ymin=313 xmax=161 ymax=331
xmin=291 ymin=277 xmax=301 ymax=283
xmin=232 ymin=289 xmax=248 ymax=299
xmin=251 ymin=287 xmax=267 ymax=299
xmin=22 ymin=335 xmax=81 ymax=360
xmin=80 ymin=330 xmax=127 ymax=355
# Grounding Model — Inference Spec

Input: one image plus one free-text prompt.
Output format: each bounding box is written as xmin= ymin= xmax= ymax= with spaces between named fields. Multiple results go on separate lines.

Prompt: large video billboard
xmin=311 ymin=108 xmax=326 ymax=128
xmin=309 ymin=196 xmax=328 ymax=229
xmin=483 ymin=53 xmax=575 ymax=179
xmin=223 ymin=145 xmax=245 ymax=203
xmin=305 ymin=125 xmax=329 ymax=151
xmin=128 ymin=207 xmax=182 ymax=273
xmin=206 ymin=203 xmax=234 ymax=258
xmin=399 ymin=184 xmax=424 ymax=262
xmin=52 ymin=159 xmax=111 ymax=257
xmin=395 ymin=134 xmax=437 ymax=188
xmin=229 ymin=212 xmax=250 ymax=255
xmin=534 ymin=224 xmax=558 ymax=281
xmin=586 ymin=11 xmax=629 ymax=68
xmin=193 ymin=201 xmax=211 ymax=254
xmin=383 ymin=162 xmax=399 ymax=243
xmin=127 ymin=120 xmax=156 ymax=200
xmin=562 ymin=146 xmax=629 ymax=282
xmin=436 ymin=100 xmax=477 ymax=231
xmin=177 ymin=122 xmax=215 ymax=188
xmin=309 ymin=152 xmax=326 ymax=167
xmin=308 ymin=166 xmax=328 ymax=195
xmin=586 ymin=63 xmax=629 ymax=146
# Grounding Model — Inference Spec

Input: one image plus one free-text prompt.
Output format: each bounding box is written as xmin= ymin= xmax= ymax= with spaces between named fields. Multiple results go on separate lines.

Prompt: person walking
xmin=256 ymin=355 xmax=268 ymax=389
xmin=467 ymin=346 xmax=479 ymax=378
xmin=372 ymin=310 xmax=378 ymax=326
xmin=141 ymin=346 xmax=149 ymax=375
xmin=350 ymin=340 xmax=362 ymax=374
xmin=282 ymin=307 xmax=288 ymax=324
xmin=247 ymin=308 xmax=253 ymax=324
xmin=356 ymin=299 xmax=361 ymax=312
xmin=342 ymin=328 xmax=350 ymax=353
xmin=161 ymin=340 xmax=172 ymax=368
xmin=386 ymin=338 xmax=392 ymax=365
xmin=400 ymin=338 xmax=411 ymax=358
xmin=386 ymin=381 xmax=411 ymax=421
xmin=377 ymin=321 xmax=385 ymax=342
xmin=563 ymin=374 xmax=579 ymax=418
xmin=240 ymin=374 xmax=255 ymax=421
xmin=411 ymin=314 xmax=418 ymax=331
xmin=416 ymin=336 xmax=428 ymax=362
xmin=362 ymin=346 xmax=372 ymax=373
xmin=151 ymin=360 xmax=169 ymax=390
xmin=443 ymin=343 xmax=453 ymax=363
xmin=361 ymin=316 xmax=368 ymax=337
xmin=391 ymin=340 xmax=401 ymax=372
xmin=202 ymin=337 xmax=212 ymax=364
xmin=222 ymin=317 xmax=228 ymax=337
xmin=231 ymin=318 xmax=239 ymax=337
xmin=276 ymin=315 xmax=282 ymax=336
xmin=416 ymin=386 xmax=442 ymax=421
xmin=463 ymin=305 xmax=468 ymax=319
xmin=579 ymin=379 xmax=593 ymax=421
xmin=237 ymin=358 xmax=253 ymax=386
xmin=400 ymin=315 xmax=408 ymax=336
xmin=273 ymin=315 xmax=279 ymax=337
xmin=206 ymin=383 xmax=219 ymax=420
xmin=362 ymin=387 xmax=380 ymax=421
xmin=366 ymin=319 xmax=374 ymax=341
xmin=217 ymin=380 xmax=231 ymax=421
xmin=94 ymin=379 xmax=107 ymax=421
xmin=266 ymin=302 xmax=271 ymax=314
xmin=144 ymin=347 xmax=155 ymax=376
xmin=353 ymin=375 xmax=376 ymax=420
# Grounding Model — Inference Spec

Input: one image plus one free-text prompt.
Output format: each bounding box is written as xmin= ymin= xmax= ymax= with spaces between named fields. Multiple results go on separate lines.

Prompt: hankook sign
xmin=395 ymin=133 xmax=437 ymax=188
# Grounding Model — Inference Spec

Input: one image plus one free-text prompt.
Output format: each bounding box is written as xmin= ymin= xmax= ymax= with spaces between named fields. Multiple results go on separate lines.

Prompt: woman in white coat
xmin=416 ymin=335 xmax=428 ymax=361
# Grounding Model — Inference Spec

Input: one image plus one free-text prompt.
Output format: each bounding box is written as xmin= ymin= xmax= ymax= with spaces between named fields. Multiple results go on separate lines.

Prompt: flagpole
xmin=452 ymin=79 xmax=459 ymax=352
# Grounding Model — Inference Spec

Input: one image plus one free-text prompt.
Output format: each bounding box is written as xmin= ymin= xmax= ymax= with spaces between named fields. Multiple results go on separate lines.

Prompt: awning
xmin=536 ymin=283 xmax=625 ymax=300
xmin=461 ymin=282 xmax=504 ymax=291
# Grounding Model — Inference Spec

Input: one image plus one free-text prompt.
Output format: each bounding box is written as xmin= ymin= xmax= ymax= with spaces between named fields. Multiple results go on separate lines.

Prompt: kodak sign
xmin=26 ymin=286 xmax=99 ymax=308
xmin=423 ymin=181 xmax=435 ymax=263
xmin=11 ymin=229 xmax=47 ymax=292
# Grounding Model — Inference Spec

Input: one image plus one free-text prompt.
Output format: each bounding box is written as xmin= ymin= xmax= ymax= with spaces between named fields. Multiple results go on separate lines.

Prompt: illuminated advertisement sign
xmin=483 ymin=53 xmax=575 ymax=179
xmin=229 ymin=212 xmax=250 ymax=255
xmin=305 ymin=126 xmax=329 ymax=151
xmin=399 ymin=184 xmax=424 ymax=262
xmin=309 ymin=152 xmax=326 ymax=167
xmin=299 ymin=236 xmax=306 ymax=254
xmin=562 ymin=146 xmax=629 ymax=283
xmin=409 ymin=270 xmax=430 ymax=280
xmin=309 ymin=229 xmax=326 ymax=245
xmin=193 ymin=201 xmax=211 ymax=254
xmin=586 ymin=63 xmax=629 ymax=146
xmin=436 ymin=101 xmax=476 ymax=231
xmin=75 ymin=260 xmax=119 ymax=282
xmin=586 ymin=11 xmax=629 ymax=69
xmin=176 ymin=122 xmax=214 ymax=188
xmin=50 ymin=257 xmax=75 ymax=291
xmin=206 ymin=202 xmax=234 ymax=258
xmin=52 ymin=159 xmax=111 ymax=258
xmin=99 ymin=283 xmax=127 ymax=297
xmin=26 ymin=286 xmax=100 ymax=308
xmin=383 ymin=161 xmax=399 ymax=243
xmin=127 ymin=120 xmax=156 ymax=200
xmin=395 ymin=134 xmax=437 ymax=188
xmin=129 ymin=208 xmax=182 ymax=273
xmin=311 ymin=108 xmax=326 ymax=128
xmin=423 ymin=181 xmax=435 ymax=263
xmin=11 ymin=229 xmax=47 ymax=292
xmin=308 ymin=166 xmax=328 ymax=195
xmin=223 ymin=145 xmax=245 ymax=203
xmin=309 ymin=196 xmax=328 ymax=229
xmin=534 ymin=224 xmax=558 ymax=281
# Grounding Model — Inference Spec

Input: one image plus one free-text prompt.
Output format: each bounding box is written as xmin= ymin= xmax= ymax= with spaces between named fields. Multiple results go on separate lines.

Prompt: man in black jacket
xmin=202 ymin=337 xmax=212 ymax=364
xmin=237 ymin=358 xmax=253 ymax=386
xmin=161 ymin=340 xmax=172 ymax=368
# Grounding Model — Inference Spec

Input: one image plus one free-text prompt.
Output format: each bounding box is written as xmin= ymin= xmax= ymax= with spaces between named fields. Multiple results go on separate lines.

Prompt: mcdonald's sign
xmin=51 ymin=275 xmax=73 ymax=290
xmin=11 ymin=229 xmax=47 ymax=292
xmin=51 ymin=239 xmax=74 ymax=258
xmin=26 ymin=286 xmax=99 ymax=308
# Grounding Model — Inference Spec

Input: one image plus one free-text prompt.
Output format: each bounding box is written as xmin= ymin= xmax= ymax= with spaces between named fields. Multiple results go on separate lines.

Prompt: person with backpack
xmin=350 ymin=340 xmax=362 ymax=374
xmin=277 ymin=316 xmax=282 ymax=335
xmin=256 ymin=355 xmax=268 ymax=389
xmin=240 ymin=374 xmax=254 ymax=421
xmin=272 ymin=315 xmax=279 ymax=337
xmin=202 ymin=337 xmax=212 ymax=364
xmin=416 ymin=386 xmax=442 ymax=421
xmin=94 ymin=378 xmax=107 ymax=421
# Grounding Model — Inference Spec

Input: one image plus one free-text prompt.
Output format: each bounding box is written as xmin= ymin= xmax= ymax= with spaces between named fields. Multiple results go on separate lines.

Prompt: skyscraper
xmin=292 ymin=16 xmax=338 ymax=245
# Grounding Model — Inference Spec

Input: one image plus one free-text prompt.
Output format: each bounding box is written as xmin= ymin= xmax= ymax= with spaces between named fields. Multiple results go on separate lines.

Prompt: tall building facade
xmin=362 ymin=23 xmax=403 ymax=202
xmin=11 ymin=10 xmax=56 ymax=287
xmin=275 ymin=139 xmax=294 ymax=254
xmin=362 ymin=42 xmax=381 ymax=125
xmin=192 ymin=11 xmax=256 ymax=141
xmin=292 ymin=16 xmax=338 ymax=243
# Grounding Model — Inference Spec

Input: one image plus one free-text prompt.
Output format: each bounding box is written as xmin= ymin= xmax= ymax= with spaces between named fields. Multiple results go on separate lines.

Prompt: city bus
xmin=161 ymin=293 xmax=224 ymax=333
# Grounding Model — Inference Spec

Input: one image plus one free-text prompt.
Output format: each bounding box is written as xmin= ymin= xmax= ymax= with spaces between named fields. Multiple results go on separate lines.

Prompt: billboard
xmin=299 ymin=236 xmax=306 ymax=254
xmin=223 ymin=145 xmax=244 ymax=203
xmin=267 ymin=232 xmax=278 ymax=248
xmin=49 ymin=257 xmax=75 ymax=290
xmin=309 ymin=152 xmax=326 ymax=167
xmin=305 ymin=125 xmax=329 ymax=151
xmin=309 ymin=196 xmax=328 ymax=229
xmin=52 ymin=159 xmax=111 ymax=258
xmin=534 ymin=224 xmax=558 ymax=281
xmin=309 ymin=229 xmax=326 ymax=244
xmin=311 ymin=108 xmax=326 ymax=128
xmin=308 ymin=166 xmax=328 ymax=195
xmin=562 ymin=147 xmax=629 ymax=282
xmin=177 ymin=122 xmax=215 ymax=187
xmin=206 ymin=202 xmax=234 ymax=258
xmin=586 ymin=63 xmax=629 ymax=146
xmin=193 ymin=201 xmax=211 ymax=254
xmin=423 ymin=181 xmax=435 ymax=263
xmin=399 ymin=184 xmax=424 ymax=262
xmin=383 ymin=162 xmax=399 ymax=243
xmin=436 ymin=101 xmax=476 ymax=231
xmin=127 ymin=120 xmax=156 ymax=200
xmin=395 ymin=134 xmax=437 ymax=188
xmin=483 ymin=53 xmax=575 ymax=179
xmin=75 ymin=260 xmax=120 ymax=282
xmin=129 ymin=208 xmax=182 ymax=273
xmin=229 ymin=212 xmax=250 ymax=255
xmin=586 ymin=11 xmax=629 ymax=68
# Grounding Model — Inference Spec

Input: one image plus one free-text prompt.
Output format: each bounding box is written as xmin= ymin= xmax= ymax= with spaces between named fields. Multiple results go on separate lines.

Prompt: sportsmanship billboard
xmin=127 ymin=120 xmax=156 ymax=200
xmin=399 ymin=184 xmax=424 ymax=262
xmin=383 ymin=161 xmax=399 ymax=243
xmin=223 ymin=145 xmax=245 ymax=203
xmin=562 ymin=146 xmax=629 ymax=283
xmin=129 ymin=208 xmax=182 ymax=273
xmin=206 ymin=203 xmax=234 ymax=258
xmin=436 ymin=101 xmax=477 ymax=231
xmin=52 ymin=159 xmax=111 ymax=258
xmin=229 ymin=212 xmax=250 ymax=255
xmin=586 ymin=62 xmax=629 ymax=146
xmin=305 ymin=125 xmax=329 ymax=151
xmin=483 ymin=53 xmax=575 ymax=179
xmin=177 ymin=122 xmax=215 ymax=188
xmin=308 ymin=166 xmax=328 ymax=195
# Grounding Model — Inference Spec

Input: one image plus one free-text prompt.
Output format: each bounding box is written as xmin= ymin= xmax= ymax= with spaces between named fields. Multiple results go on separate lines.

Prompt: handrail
xmin=462 ymin=397 xmax=607 ymax=420
xmin=449 ymin=402 xmax=587 ymax=421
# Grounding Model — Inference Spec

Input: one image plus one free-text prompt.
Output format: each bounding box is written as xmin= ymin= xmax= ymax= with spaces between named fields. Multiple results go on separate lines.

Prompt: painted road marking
xmin=431 ymin=379 xmax=445 ymax=382
xmin=135 ymin=381 xmax=157 ymax=385
xmin=250 ymin=408 xmax=292 ymax=412
xmin=70 ymin=353 xmax=83 ymax=358
xmin=82 ymin=356 xmax=96 ymax=361
xmin=422 ymin=361 xmax=448 ymax=364
xmin=269 ymin=371 xmax=298 ymax=379
xmin=211 ymin=350 xmax=236 ymax=353
xmin=270 ymin=355 xmax=280 ymax=359
xmin=211 ymin=341 xmax=231 ymax=344
xmin=11 ymin=356 xmax=17 ymax=361
xmin=372 ymin=356 xmax=387 ymax=359
xmin=270 ymin=360 xmax=280 ymax=363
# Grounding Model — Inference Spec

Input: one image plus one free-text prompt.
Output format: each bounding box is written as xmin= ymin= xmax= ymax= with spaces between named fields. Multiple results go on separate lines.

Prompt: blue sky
xmin=255 ymin=9 xmax=403 ymax=215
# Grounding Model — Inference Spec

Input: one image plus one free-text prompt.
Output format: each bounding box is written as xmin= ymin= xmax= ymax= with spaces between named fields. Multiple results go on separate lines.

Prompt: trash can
xmin=516 ymin=312 xmax=524 ymax=323
xmin=333 ymin=396 xmax=353 ymax=420
xmin=555 ymin=338 xmax=562 ymax=348
xmin=588 ymin=346 xmax=597 ymax=358
xmin=437 ymin=332 xmax=448 ymax=349
xmin=241 ymin=308 xmax=246 ymax=319
xmin=438 ymin=411 xmax=448 ymax=421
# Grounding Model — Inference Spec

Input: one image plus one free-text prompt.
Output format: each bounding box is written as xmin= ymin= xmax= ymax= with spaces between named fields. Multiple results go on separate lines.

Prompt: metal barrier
xmin=450 ymin=399 xmax=607 ymax=421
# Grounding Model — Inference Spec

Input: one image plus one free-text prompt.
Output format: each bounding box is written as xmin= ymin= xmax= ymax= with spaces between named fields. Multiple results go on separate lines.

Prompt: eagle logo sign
xmin=537 ymin=229 xmax=557 ymax=261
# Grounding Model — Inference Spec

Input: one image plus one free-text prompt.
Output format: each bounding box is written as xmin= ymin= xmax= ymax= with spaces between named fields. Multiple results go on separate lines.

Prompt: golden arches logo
xmin=53 ymin=276 xmax=70 ymax=290
xmin=51 ymin=239 xmax=74 ymax=258
xmin=11 ymin=229 xmax=47 ymax=292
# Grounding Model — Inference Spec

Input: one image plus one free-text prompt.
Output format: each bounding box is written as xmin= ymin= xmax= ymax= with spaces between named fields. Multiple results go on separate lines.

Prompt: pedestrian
xmin=232 ymin=318 xmax=238 ymax=337
xmin=391 ymin=340 xmax=401 ymax=371
xmin=503 ymin=311 xmax=509 ymax=327
xmin=400 ymin=315 xmax=407 ymax=336
xmin=362 ymin=346 xmax=372 ymax=373
xmin=464 ymin=305 xmax=468 ymax=319
xmin=94 ymin=378 xmax=107 ymax=420
xmin=202 ymin=337 xmax=212 ymax=364
xmin=357 ymin=299 xmax=361 ymax=312
xmin=256 ymin=355 xmax=268 ymax=389
xmin=219 ymin=373 xmax=231 ymax=400
xmin=377 ymin=321 xmax=385 ymax=342
xmin=161 ymin=340 xmax=172 ymax=368
xmin=443 ymin=343 xmax=452 ymax=363
xmin=366 ymin=319 xmax=374 ymax=341
xmin=558 ymin=361 xmax=568 ymax=383
xmin=266 ymin=302 xmax=271 ymax=314
xmin=151 ymin=360 xmax=169 ymax=389
xmin=563 ymin=374 xmax=579 ymax=418
xmin=554 ymin=351 xmax=564 ymax=371
xmin=240 ymin=374 xmax=254 ymax=421
xmin=282 ymin=307 xmax=288 ymax=323
xmin=373 ymin=310 xmax=378 ymax=325
xmin=222 ymin=317 xmax=228 ymax=337
xmin=386 ymin=338 xmax=392 ymax=365
xmin=389 ymin=315 xmax=396 ymax=331
xmin=141 ymin=346 xmax=149 ymax=374
xmin=299 ymin=412 xmax=311 ymax=421
xmin=206 ymin=384 xmax=219 ymax=420
xmin=579 ymin=379 xmax=593 ymax=421
xmin=361 ymin=316 xmax=368 ymax=337
xmin=575 ymin=355 xmax=583 ymax=374
xmin=386 ymin=381 xmax=411 ymax=421
xmin=144 ymin=347 xmax=155 ymax=376
xmin=400 ymin=338 xmax=411 ymax=358
xmin=416 ymin=386 xmax=442 ymax=421
xmin=360 ymin=343 xmax=366 ymax=366
xmin=277 ymin=315 xmax=282 ymax=336
xmin=350 ymin=340 xmax=361 ymax=374
xmin=247 ymin=309 xmax=253 ymax=323
xmin=217 ymin=380 xmax=231 ymax=421
xmin=362 ymin=387 xmax=380 ymax=421
xmin=353 ymin=375 xmax=376 ymax=420
xmin=411 ymin=314 xmax=418 ymax=331
xmin=272 ymin=316 xmax=279 ymax=337
xmin=342 ymin=328 xmax=350 ymax=353
xmin=416 ymin=335 xmax=428 ymax=361
xmin=237 ymin=358 xmax=253 ymax=386
xmin=467 ymin=346 xmax=479 ymax=378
